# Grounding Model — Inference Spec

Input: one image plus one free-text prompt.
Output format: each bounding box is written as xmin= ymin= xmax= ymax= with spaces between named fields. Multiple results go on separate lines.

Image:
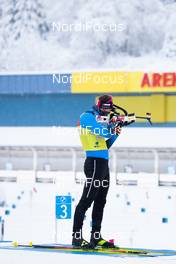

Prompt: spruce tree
xmin=1 ymin=0 xmax=49 ymax=44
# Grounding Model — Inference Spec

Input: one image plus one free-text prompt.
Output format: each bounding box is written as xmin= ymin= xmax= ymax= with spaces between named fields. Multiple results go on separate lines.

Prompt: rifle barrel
xmin=135 ymin=116 xmax=149 ymax=120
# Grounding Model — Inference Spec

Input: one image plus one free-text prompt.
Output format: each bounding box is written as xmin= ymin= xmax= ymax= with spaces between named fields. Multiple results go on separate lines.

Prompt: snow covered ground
xmin=1 ymin=247 xmax=176 ymax=264
xmin=1 ymin=173 xmax=176 ymax=264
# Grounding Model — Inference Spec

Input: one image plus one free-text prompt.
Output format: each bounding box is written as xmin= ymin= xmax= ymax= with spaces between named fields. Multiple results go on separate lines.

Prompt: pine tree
xmin=1 ymin=0 xmax=49 ymax=44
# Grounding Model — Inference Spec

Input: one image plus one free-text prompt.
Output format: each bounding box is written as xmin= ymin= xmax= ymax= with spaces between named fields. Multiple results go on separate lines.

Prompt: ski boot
xmin=90 ymin=232 xmax=117 ymax=249
xmin=72 ymin=232 xmax=90 ymax=249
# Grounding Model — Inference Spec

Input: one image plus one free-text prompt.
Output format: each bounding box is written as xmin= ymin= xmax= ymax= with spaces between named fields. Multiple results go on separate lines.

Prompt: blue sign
xmin=56 ymin=196 xmax=72 ymax=219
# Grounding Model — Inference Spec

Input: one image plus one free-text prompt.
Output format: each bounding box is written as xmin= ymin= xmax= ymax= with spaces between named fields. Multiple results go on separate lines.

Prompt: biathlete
xmin=72 ymin=95 xmax=122 ymax=249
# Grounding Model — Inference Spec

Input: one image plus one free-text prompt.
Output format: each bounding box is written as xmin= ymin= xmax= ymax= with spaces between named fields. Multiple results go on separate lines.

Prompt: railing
xmin=1 ymin=146 xmax=176 ymax=172
xmin=0 ymin=146 xmax=176 ymax=186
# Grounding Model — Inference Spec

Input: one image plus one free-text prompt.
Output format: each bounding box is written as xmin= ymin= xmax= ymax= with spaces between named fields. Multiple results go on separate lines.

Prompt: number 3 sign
xmin=56 ymin=196 xmax=72 ymax=219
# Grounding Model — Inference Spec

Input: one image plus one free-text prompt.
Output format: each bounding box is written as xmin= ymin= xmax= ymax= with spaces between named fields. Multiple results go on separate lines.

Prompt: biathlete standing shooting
xmin=72 ymin=95 xmax=122 ymax=249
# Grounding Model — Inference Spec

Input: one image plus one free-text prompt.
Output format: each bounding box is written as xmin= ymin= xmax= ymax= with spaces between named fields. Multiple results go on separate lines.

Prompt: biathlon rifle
xmin=110 ymin=104 xmax=152 ymax=127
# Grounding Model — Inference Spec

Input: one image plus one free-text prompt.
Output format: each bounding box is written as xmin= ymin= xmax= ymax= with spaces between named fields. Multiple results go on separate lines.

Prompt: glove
xmin=114 ymin=125 xmax=122 ymax=135
xmin=110 ymin=116 xmax=118 ymax=123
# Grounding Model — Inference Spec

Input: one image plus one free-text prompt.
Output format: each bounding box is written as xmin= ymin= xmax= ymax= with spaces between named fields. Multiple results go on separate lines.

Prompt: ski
xmin=10 ymin=243 xmax=176 ymax=257
xmin=30 ymin=244 xmax=148 ymax=254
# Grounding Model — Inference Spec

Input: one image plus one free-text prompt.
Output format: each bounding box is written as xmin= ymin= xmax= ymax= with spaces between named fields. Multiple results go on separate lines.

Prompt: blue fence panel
xmin=0 ymin=94 xmax=95 ymax=126
xmin=0 ymin=74 xmax=71 ymax=94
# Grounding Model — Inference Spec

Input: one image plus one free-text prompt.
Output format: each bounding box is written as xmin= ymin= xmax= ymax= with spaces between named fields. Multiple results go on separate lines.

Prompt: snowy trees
xmin=0 ymin=0 xmax=49 ymax=46
xmin=0 ymin=0 xmax=50 ymax=70
xmin=161 ymin=2 xmax=176 ymax=57
xmin=0 ymin=0 xmax=176 ymax=71
xmin=69 ymin=0 xmax=166 ymax=67
xmin=50 ymin=0 xmax=176 ymax=66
